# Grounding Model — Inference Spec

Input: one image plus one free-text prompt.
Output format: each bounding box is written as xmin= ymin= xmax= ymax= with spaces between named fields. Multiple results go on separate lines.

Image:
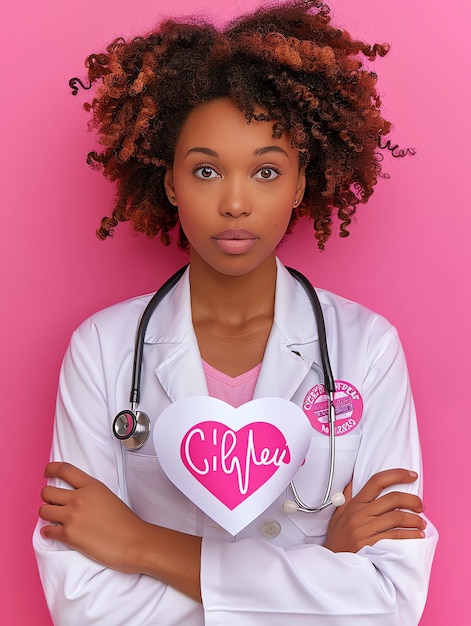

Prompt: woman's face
xmin=165 ymin=98 xmax=305 ymax=277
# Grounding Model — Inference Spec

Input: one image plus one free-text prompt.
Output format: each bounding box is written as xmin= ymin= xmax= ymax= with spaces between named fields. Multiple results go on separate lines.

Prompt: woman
xmin=34 ymin=2 xmax=437 ymax=623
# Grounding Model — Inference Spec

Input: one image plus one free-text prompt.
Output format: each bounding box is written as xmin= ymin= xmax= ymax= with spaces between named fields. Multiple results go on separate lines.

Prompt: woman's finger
xmin=361 ymin=491 xmax=424 ymax=517
xmin=40 ymin=521 xmax=68 ymax=542
xmin=355 ymin=468 xmax=419 ymax=503
xmin=39 ymin=503 xmax=66 ymax=525
xmin=365 ymin=510 xmax=427 ymax=535
xmin=44 ymin=462 xmax=95 ymax=489
xmin=366 ymin=528 xmax=426 ymax=544
xmin=41 ymin=485 xmax=72 ymax=506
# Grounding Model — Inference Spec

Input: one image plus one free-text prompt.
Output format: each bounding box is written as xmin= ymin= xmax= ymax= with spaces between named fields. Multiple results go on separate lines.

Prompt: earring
xmin=170 ymin=196 xmax=176 ymax=203
xmin=293 ymin=199 xmax=299 ymax=206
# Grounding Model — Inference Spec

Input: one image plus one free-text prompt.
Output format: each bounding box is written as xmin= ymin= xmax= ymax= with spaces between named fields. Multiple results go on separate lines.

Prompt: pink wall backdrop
xmin=2 ymin=0 xmax=469 ymax=623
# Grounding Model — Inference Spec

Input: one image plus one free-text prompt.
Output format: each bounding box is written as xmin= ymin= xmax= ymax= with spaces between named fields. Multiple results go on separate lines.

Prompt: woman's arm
xmin=33 ymin=319 xmax=203 ymax=625
xmin=323 ymin=468 xmax=426 ymax=552
xmin=38 ymin=463 xmax=425 ymax=603
xmin=40 ymin=461 xmax=202 ymax=603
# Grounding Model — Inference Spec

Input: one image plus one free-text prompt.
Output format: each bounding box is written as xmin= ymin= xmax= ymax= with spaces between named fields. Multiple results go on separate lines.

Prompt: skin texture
xmin=40 ymin=99 xmax=426 ymax=603
xmin=164 ymin=98 xmax=305 ymax=375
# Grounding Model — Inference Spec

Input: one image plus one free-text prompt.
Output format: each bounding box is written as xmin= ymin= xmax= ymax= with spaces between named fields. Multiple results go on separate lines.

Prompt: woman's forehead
xmin=174 ymin=98 xmax=295 ymax=158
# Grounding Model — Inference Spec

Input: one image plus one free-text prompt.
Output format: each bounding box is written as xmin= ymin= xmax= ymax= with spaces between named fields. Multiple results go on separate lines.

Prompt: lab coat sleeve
xmin=200 ymin=322 xmax=438 ymax=626
xmin=33 ymin=322 xmax=201 ymax=626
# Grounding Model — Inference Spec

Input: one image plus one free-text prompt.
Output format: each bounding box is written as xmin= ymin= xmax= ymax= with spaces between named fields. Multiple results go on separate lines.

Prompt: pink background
xmin=2 ymin=0 xmax=469 ymax=623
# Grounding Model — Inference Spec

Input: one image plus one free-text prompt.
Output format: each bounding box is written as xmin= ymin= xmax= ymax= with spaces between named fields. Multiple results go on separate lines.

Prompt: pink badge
xmin=303 ymin=380 xmax=363 ymax=436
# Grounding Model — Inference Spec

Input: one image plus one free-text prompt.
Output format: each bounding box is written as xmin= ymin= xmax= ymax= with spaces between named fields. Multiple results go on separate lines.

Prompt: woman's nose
xmin=219 ymin=179 xmax=252 ymax=217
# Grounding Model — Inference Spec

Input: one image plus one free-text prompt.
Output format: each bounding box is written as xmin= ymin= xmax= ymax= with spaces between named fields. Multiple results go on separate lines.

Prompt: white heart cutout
xmin=153 ymin=396 xmax=311 ymax=535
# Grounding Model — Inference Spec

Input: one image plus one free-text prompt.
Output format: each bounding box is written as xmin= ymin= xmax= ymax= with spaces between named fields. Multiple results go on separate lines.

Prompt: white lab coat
xmin=33 ymin=260 xmax=437 ymax=625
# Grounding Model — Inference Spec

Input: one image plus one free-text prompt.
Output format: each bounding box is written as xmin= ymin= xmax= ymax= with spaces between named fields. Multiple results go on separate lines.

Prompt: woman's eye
xmin=194 ymin=166 xmax=219 ymax=179
xmin=254 ymin=167 xmax=280 ymax=180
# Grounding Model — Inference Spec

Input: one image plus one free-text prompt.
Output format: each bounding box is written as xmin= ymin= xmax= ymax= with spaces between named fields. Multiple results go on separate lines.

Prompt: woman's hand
xmin=39 ymin=462 xmax=148 ymax=573
xmin=323 ymin=468 xmax=426 ymax=553
xmin=39 ymin=462 xmax=203 ymax=601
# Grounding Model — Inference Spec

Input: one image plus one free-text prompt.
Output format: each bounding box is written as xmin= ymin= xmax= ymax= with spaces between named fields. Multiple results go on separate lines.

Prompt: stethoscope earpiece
xmin=281 ymin=500 xmax=300 ymax=514
xmin=330 ymin=492 xmax=346 ymax=508
xmin=113 ymin=409 xmax=150 ymax=450
xmin=282 ymin=491 xmax=345 ymax=515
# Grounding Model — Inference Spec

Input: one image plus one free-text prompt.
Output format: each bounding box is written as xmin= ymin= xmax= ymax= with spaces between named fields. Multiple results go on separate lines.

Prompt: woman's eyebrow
xmin=255 ymin=146 xmax=289 ymax=157
xmin=184 ymin=145 xmax=289 ymax=158
xmin=185 ymin=147 xmax=218 ymax=158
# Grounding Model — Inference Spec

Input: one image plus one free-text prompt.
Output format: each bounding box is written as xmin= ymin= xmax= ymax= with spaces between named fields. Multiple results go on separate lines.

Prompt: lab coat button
xmin=262 ymin=519 xmax=281 ymax=538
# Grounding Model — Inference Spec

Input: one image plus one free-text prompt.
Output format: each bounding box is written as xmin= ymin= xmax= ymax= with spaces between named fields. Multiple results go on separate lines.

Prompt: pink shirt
xmin=202 ymin=360 xmax=261 ymax=407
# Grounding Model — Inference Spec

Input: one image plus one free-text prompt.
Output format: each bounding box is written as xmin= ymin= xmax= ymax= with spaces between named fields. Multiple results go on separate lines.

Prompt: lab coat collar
xmin=254 ymin=258 xmax=320 ymax=400
xmin=145 ymin=259 xmax=322 ymax=402
xmin=144 ymin=265 xmax=209 ymax=401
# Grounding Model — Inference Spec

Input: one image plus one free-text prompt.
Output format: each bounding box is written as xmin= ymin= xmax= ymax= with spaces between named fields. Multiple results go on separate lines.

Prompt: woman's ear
xmin=164 ymin=168 xmax=178 ymax=205
xmin=295 ymin=166 xmax=307 ymax=206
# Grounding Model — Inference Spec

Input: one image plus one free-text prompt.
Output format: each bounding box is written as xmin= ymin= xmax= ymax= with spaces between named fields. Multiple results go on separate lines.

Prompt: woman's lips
xmin=212 ymin=229 xmax=258 ymax=254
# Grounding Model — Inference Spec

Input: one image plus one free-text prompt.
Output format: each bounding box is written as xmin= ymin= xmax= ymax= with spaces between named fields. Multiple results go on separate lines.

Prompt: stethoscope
xmin=112 ymin=266 xmax=345 ymax=515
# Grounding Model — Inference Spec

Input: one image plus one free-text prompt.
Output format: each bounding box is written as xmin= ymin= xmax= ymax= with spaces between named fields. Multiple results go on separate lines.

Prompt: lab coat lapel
xmin=144 ymin=267 xmax=208 ymax=402
xmin=154 ymin=340 xmax=208 ymax=402
xmin=254 ymin=334 xmax=312 ymax=401
xmin=254 ymin=260 xmax=322 ymax=401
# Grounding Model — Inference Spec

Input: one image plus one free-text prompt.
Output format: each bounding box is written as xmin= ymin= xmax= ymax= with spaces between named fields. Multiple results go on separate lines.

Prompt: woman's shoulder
xmin=316 ymin=286 xmax=396 ymax=338
xmin=87 ymin=292 xmax=153 ymax=323
xmin=72 ymin=293 xmax=154 ymax=347
xmin=316 ymin=285 xmax=384 ymax=316
xmin=278 ymin=261 xmax=394 ymax=337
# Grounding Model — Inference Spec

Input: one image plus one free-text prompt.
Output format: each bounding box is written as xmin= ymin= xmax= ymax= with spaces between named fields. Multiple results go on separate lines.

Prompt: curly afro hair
xmin=78 ymin=0 xmax=392 ymax=250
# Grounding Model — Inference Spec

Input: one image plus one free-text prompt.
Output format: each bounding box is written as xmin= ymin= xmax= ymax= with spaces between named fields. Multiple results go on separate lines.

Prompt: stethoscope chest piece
xmin=113 ymin=409 xmax=150 ymax=450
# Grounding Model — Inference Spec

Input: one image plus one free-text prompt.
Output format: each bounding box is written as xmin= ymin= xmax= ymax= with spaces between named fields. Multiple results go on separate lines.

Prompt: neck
xmin=188 ymin=252 xmax=277 ymax=325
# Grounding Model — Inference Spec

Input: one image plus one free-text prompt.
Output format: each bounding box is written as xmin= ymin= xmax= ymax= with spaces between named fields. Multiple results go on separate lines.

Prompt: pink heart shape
xmin=153 ymin=396 xmax=311 ymax=535
xmin=181 ymin=421 xmax=291 ymax=510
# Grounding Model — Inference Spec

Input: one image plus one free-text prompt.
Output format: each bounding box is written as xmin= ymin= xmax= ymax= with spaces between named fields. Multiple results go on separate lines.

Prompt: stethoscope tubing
xmin=116 ymin=264 xmax=341 ymax=514
xmin=285 ymin=267 xmax=337 ymax=513
xmin=129 ymin=264 xmax=188 ymax=410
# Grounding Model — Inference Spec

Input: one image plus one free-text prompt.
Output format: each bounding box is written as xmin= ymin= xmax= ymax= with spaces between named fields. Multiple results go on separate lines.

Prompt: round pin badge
xmin=303 ymin=380 xmax=363 ymax=436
